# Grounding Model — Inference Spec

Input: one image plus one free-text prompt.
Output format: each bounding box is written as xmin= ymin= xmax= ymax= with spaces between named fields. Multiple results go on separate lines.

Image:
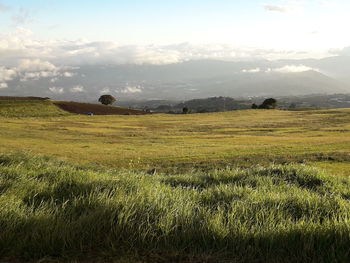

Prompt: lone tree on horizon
xmin=182 ymin=107 xmax=189 ymax=114
xmin=98 ymin=95 xmax=116 ymax=106
xmin=259 ymin=98 xmax=277 ymax=109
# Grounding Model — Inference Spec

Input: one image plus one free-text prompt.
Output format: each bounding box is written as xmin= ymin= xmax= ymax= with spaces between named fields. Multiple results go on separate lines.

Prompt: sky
xmin=1 ymin=0 xmax=350 ymax=48
xmin=0 ymin=0 xmax=350 ymax=67
xmin=1 ymin=0 xmax=350 ymax=94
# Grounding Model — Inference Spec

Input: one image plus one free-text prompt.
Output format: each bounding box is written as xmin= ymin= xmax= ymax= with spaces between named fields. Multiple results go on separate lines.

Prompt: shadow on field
xmin=1 ymin=153 xmax=350 ymax=263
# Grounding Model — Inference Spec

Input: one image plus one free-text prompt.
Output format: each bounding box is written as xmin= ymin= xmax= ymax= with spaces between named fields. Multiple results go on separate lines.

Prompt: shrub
xmin=251 ymin=103 xmax=258 ymax=109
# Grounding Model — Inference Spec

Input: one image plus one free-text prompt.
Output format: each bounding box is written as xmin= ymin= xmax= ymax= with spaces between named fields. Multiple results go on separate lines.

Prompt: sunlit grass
xmin=1 ymin=102 xmax=350 ymax=262
xmin=0 ymin=105 xmax=349 ymax=172
xmin=1 ymin=153 xmax=350 ymax=262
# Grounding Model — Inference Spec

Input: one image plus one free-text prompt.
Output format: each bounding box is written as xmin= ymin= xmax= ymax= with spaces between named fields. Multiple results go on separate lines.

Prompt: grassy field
xmin=2 ymin=153 xmax=350 ymax=263
xmin=1 ymin=101 xmax=350 ymax=262
xmin=0 ymin=103 xmax=349 ymax=173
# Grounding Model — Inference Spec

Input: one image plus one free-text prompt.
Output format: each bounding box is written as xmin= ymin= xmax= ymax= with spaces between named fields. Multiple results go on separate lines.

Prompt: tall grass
xmin=1 ymin=153 xmax=350 ymax=262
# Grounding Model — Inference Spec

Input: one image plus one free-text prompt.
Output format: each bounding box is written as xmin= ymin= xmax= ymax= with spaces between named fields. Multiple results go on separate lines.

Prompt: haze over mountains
xmin=1 ymin=54 xmax=350 ymax=102
xmin=2 ymin=0 xmax=350 ymax=103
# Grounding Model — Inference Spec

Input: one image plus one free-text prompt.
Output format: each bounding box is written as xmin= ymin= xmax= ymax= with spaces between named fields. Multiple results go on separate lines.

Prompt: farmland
xmin=1 ymin=100 xmax=350 ymax=262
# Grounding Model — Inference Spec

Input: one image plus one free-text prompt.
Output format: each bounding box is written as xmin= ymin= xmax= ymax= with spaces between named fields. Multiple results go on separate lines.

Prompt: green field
xmin=0 ymin=101 xmax=349 ymax=173
xmin=1 ymin=100 xmax=350 ymax=262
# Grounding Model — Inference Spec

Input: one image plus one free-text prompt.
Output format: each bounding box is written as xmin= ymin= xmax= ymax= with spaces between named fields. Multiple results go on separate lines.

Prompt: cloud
xmin=100 ymin=87 xmax=111 ymax=94
xmin=0 ymin=58 xmax=78 ymax=86
xmin=0 ymin=28 xmax=331 ymax=69
xmin=331 ymin=46 xmax=350 ymax=56
xmin=63 ymin=72 xmax=76 ymax=78
xmin=0 ymin=82 xmax=8 ymax=89
xmin=20 ymin=71 xmax=59 ymax=81
xmin=269 ymin=65 xmax=316 ymax=73
xmin=119 ymin=85 xmax=143 ymax=94
xmin=0 ymin=67 xmax=17 ymax=82
xmin=264 ymin=5 xmax=295 ymax=13
xmin=242 ymin=68 xmax=261 ymax=73
xmin=0 ymin=27 xmax=333 ymax=91
xmin=241 ymin=65 xmax=316 ymax=74
xmin=0 ymin=66 xmax=16 ymax=88
xmin=70 ymin=85 xmax=85 ymax=93
xmin=49 ymin=87 xmax=64 ymax=94
xmin=17 ymin=59 xmax=58 ymax=72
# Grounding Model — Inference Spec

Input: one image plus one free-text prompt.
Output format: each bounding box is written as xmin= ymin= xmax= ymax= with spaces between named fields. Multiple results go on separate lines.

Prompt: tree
xmin=259 ymin=98 xmax=277 ymax=109
xmin=99 ymin=95 xmax=116 ymax=106
xmin=251 ymin=103 xmax=258 ymax=109
xmin=182 ymin=107 xmax=189 ymax=114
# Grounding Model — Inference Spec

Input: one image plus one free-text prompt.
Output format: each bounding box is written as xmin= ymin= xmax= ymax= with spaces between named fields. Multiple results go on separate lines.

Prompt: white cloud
xmin=63 ymin=72 xmax=76 ymax=78
xmin=119 ymin=85 xmax=143 ymax=94
xmin=0 ymin=58 xmax=78 ymax=86
xmin=0 ymin=82 xmax=8 ymax=88
xmin=70 ymin=85 xmax=85 ymax=93
xmin=100 ymin=87 xmax=111 ymax=94
xmin=49 ymin=87 xmax=64 ymax=94
xmin=242 ymin=68 xmax=261 ymax=73
xmin=269 ymin=65 xmax=316 ymax=73
xmin=0 ymin=67 xmax=17 ymax=82
xmin=20 ymin=71 xmax=59 ymax=81
xmin=17 ymin=59 xmax=58 ymax=72
xmin=264 ymin=5 xmax=295 ymax=13
xmin=241 ymin=65 xmax=316 ymax=74
xmin=16 ymin=59 xmax=61 ymax=81
xmin=0 ymin=26 xmax=335 ymax=91
xmin=0 ymin=28 xmax=332 ymax=70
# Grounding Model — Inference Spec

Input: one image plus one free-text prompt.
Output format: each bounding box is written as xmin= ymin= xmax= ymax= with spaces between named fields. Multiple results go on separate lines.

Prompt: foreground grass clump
xmin=1 ymin=154 xmax=350 ymax=262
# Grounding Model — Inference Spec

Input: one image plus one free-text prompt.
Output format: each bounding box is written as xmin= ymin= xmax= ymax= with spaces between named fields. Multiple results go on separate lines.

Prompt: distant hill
xmin=175 ymin=97 xmax=250 ymax=113
xmin=1 ymin=58 xmax=349 ymax=101
xmin=126 ymin=93 xmax=350 ymax=113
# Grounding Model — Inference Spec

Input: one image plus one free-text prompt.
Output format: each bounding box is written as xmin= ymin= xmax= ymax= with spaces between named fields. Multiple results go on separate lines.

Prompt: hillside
xmin=53 ymin=101 xmax=149 ymax=115
xmin=0 ymin=100 xmax=69 ymax=117
xmin=0 ymin=96 xmax=50 ymax=101
xmin=0 ymin=98 xmax=149 ymax=117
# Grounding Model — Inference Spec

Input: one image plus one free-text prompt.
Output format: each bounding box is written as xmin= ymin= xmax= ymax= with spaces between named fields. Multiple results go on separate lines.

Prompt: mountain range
xmin=1 ymin=55 xmax=350 ymax=102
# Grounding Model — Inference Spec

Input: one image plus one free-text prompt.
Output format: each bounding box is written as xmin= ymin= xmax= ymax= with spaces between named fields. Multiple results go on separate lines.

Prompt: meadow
xmin=0 ymin=100 xmax=349 ymax=173
xmin=1 ymin=100 xmax=350 ymax=262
